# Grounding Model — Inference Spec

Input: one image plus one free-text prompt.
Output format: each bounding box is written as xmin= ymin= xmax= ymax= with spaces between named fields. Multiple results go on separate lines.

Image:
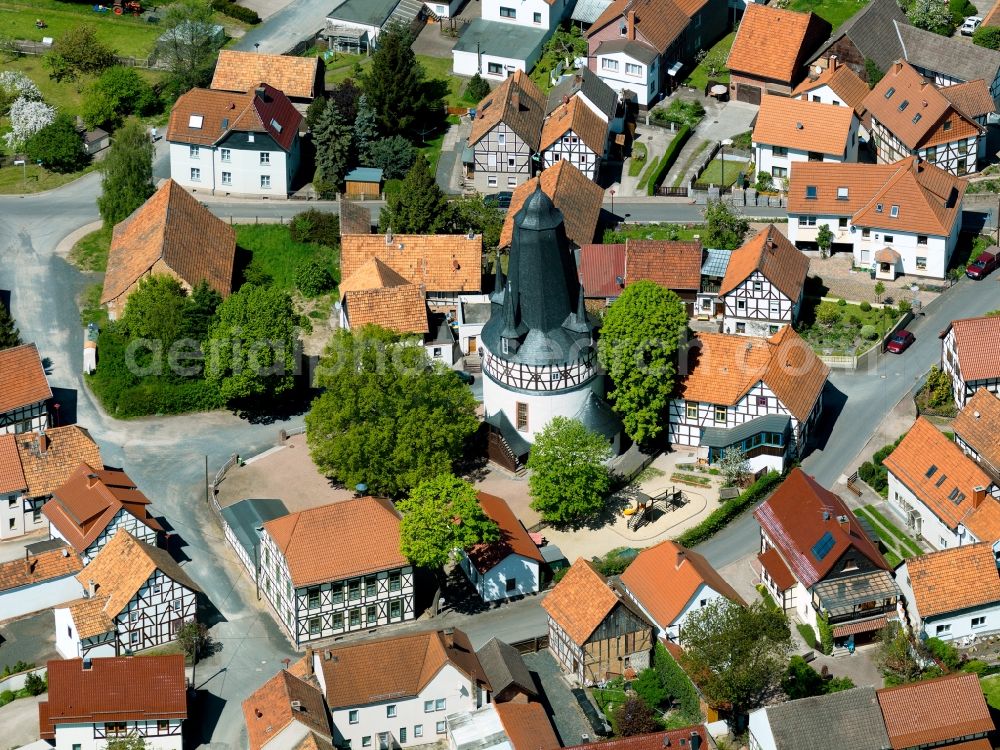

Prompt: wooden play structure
xmin=625 ymin=487 xmax=687 ymax=531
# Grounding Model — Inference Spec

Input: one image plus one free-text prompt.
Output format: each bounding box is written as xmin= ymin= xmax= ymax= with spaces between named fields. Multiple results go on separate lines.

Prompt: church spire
xmin=564 ymin=277 xmax=590 ymax=334
xmin=490 ymin=253 xmax=506 ymax=304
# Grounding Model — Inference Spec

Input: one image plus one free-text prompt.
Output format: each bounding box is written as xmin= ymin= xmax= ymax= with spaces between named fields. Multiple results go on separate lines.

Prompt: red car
xmin=966 ymin=251 xmax=998 ymax=279
xmin=886 ymin=330 xmax=915 ymax=354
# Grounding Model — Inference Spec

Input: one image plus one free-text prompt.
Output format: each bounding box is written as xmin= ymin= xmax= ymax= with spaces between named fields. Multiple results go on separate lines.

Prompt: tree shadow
xmin=804 ymin=275 xmax=831 ymax=301
xmin=48 ymin=387 xmax=78 ymax=426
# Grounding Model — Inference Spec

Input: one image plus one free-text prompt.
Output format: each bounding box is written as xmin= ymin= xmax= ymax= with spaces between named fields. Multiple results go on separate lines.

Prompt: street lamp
xmin=720 ymin=138 xmax=733 ymax=189
xmin=254 ymin=42 xmax=260 ymax=53
xmin=610 ymin=187 xmax=616 ymax=216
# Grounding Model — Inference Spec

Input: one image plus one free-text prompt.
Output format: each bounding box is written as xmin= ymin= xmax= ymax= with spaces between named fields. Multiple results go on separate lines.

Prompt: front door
xmin=468 ymin=336 xmax=477 ymax=353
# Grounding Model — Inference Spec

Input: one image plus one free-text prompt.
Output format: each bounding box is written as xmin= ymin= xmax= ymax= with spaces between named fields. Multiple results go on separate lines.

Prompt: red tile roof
xmin=754 ymin=468 xmax=888 ymax=588
xmin=469 ymin=71 xmax=546 ymax=150
xmin=904 ymin=543 xmax=1000 ymax=619
xmin=211 ymin=50 xmax=321 ymax=100
xmin=945 ymin=316 xmax=1000 ymax=382
xmin=40 ymin=655 xmax=187 ymax=738
xmin=15 ymin=425 xmax=104 ymax=500
xmin=727 ymin=5 xmax=831 ymax=85
xmin=588 ymin=0 xmax=693 ymax=55
xmin=0 ymin=343 xmax=52 ymax=415
xmin=494 ymin=702 xmax=560 ymax=750
xmin=792 ymin=61 xmax=870 ymax=116
xmin=621 ymin=541 xmax=745 ymax=629
xmin=243 ymin=670 xmax=331 ymax=750
xmin=877 ymin=673 xmax=993 ymax=749
xmin=625 ymin=240 xmax=702 ymax=292
xmin=167 ymin=84 xmax=301 ymax=151
xmin=0 ymin=544 xmax=82 ymax=593
xmin=719 ymin=225 xmax=808 ymax=301
xmin=563 ymin=726 xmax=709 ymax=750
xmin=953 ymin=388 xmax=1000 ymax=480
xmin=940 ymin=79 xmax=996 ymax=121
xmin=579 ymin=243 xmax=626 ymax=298
xmin=0 ymin=434 xmax=27 ymax=494
xmin=340 ymin=234 xmax=482 ymax=293
xmin=758 ymin=547 xmax=795 ymax=591
xmin=465 ymin=493 xmax=543 ymax=573
xmin=499 ymin=161 xmax=604 ymax=248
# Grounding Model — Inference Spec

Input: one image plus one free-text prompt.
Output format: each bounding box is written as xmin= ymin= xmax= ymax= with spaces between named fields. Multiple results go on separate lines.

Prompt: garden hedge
xmin=210 ymin=0 xmax=261 ymax=23
xmin=647 ymin=123 xmax=691 ymax=196
xmin=674 ymin=470 xmax=782 ymax=547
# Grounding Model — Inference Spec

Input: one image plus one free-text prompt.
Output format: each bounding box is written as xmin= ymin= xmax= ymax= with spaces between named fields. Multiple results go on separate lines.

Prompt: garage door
xmin=736 ymin=83 xmax=761 ymax=104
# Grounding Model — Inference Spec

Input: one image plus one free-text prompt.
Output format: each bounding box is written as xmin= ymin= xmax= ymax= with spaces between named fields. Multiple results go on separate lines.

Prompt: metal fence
xmin=13 ymin=40 xmax=166 ymax=69
xmin=653 ymin=186 xmax=689 ymax=197
xmin=509 ymin=634 xmax=549 ymax=654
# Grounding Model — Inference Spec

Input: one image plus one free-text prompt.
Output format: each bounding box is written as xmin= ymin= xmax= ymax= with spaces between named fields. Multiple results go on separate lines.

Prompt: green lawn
xmin=324 ymin=51 xmax=372 ymax=84
xmin=79 ymin=282 xmax=108 ymax=327
xmin=797 ymin=298 xmax=905 ymax=356
xmin=787 ymin=0 xmax=867 ymax=28
xmin=697 ymin=157 xmax=746 ymax=187
xmin=603 ymin=223 xmax=705 ymax=243
xmin=982 ymin=676 xmax=1000 ymax=710
xmin=234 ymin=224 xmax=338 ymax=291
xmin=627 ymin=142 xmax=648 ymax=177
xmin=0 ymin=161 xmax=98 ymax=194
xmin=70 ymin=227 xmax=111 ymax=272
xmin=321 ymin=52 xmax=474 ymax=108
xmin=683 ymin=31 xmax=735 ymax=90
xmin=855 ymin=505 xmax=923 ymax=559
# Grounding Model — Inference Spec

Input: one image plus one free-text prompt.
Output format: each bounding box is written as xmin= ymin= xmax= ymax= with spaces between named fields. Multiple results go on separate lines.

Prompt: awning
xmin=874 ymin=247 xmax=901 ymax=263
xmin=700 ymin=414 xmax=790 ymax=450
xmin=832 ymin=615 xmax=892 ymax=638
xmin=667 ymin=61 xmax=683 ymax=76
xmin=462 ymin=146 xmax=474 ymax=165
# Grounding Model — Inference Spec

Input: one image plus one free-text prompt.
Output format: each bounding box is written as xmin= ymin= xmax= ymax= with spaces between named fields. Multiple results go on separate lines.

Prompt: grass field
xmin=982 ymin=676 xmax=1000 ymax=710
xmin=854 ymin=505 xmax=923 ymax=561
xmin=627 ymin=142 xmax=648 ymax=177
xmin=697 ymin=157 xmax=746 ymax=187
xmin=787 ymin=0 xmax=867 ymax=27
xmin=0 ymin=161 xmax=98 ymax=194
xmin=683 ymin=31 xmax=735 ymax=90
xmin=603 ymin=223 xmax=705 ymax=243
xmin=70 ymin=227 xmax=111 ymax=272
xmin=323 ymin=51 xmax=475 ymax=108
xmin=234 ymin=224 xmax=338 ymax=291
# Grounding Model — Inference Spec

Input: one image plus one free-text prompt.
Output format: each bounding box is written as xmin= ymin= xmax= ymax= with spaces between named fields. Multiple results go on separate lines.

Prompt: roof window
xmin=836 ymin=187 xmax=848 ymax=200
xmin=875 ymin=203 xmax=883 ymax=213
xmin=188 ymin=114 xmax=203 ymax=129
xmin=935 ymin=473 xmax=948 ymax=488
xmin=890 ymin=205 xmax=899 ymax=218
xmin=270 ymin=118 xmax=282 ymax=133
xmin=925 ymin=464 xmax=937 ymax=478
xmin=884 ymin=87 xmax=896 ymax=99
xmin=898 ymin=99 xmax=909 ymax=111
xmin=912 ymin=113 xmax=922 ymax=125
xmin=806 ymin=185 xmax=817 ymax=199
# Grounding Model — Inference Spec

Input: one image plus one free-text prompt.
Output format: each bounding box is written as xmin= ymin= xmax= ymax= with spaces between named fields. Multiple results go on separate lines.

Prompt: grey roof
xmin=547 ymin=68 xmax=618 ymax=120
xmin=813 ymin=570 xmax=900 ymax=617
xmin=573 ymin=391 xmax=623 ymax=441
xmin=540 ymin=544 xmax=567 ymax=565
xmin=572 ymin=0 xmax=613 ymax=24
xmin=462 ymin=301 xmax=492 ymax=325
xmin=484 ymin=411 xmax=531 ymax=458
xmin=701 ymin=247 xmax=732 ymax=278
xmin=895 ymin=21 xmax=1000 ymax=84
xmin=475 ymin=638 xmax=537 ymax=698
xmin=327 ymin=0 xmax=400 ymax=28
xmin=453 ymin=19 xmax=549 ymax=61
xmin=220 ymin=498 xmax=289 ymax=558
xmin=701 ymin=414 xmax=790 ymax=450
xmin=809 ymin=0 xmax=906 ymax=71
xmin=764 ymin=686 xmax=892 ymax=750
xmin=427 ymin=312 xmax=457 ymax=345
xmin=593 ymin=38 xmax=659 ymax=65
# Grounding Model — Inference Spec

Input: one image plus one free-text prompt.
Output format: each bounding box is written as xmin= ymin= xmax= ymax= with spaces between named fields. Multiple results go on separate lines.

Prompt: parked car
xmin=886 ymin=330 xmax=915 ymax=354
xmin=966 ymin=250 xmax=998 ymax=279
xmin=961 ymin=15 xmax=982 ymax=34
xmin=484 ymin=192 xmax=513 ymax=210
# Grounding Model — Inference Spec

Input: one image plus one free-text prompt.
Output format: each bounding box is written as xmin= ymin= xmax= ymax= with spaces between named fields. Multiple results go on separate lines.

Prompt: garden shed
xmin=344 ymin=167 xmax=384 ymax=199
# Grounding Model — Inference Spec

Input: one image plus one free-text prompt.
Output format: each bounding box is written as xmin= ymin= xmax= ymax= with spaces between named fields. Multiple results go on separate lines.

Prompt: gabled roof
xmin=315 ymin=628 xmax=485 ymax=708
xmin=593 ymin=38 xmax=659 ymax=65
xmin=808 ymin=0 xmax=907 ymax=71
xmin=546 ymin=68 xmax=618 ymax=120
xmin=720 ymin=225 xmax=808 ymax=301
xmin=262 ymin=497 xmax=406 ymax=587
xmin=965 ymin=497 xmax=1000 ymax=545
xmin=727 ymin=5 xmax=831 ymax=84
xmin=753 ymin=95 xmax=856 ymax=155
xmin=895 ymin=21 xmax=1000 ymax=87
xmin=40 ymin=655 xmax=187 ymax=738
xmin=469 ymin=70 xmax=546 ymax=150
xmin=540 ymin=96 xmax=609 ymax=155
xmin=943 ymin=315 xmax=1000 ymax=382
xmin=167 ymin=84 xmax=302 ymax=150
xmin=243 ymin=670 xmax=331 ymax=750
xmin=587 ymin=0 xmax=692 ymax=55
xmin=760 ymin=686 xmax=891 ymax=750
xmin=903 ymin=543 xmax=1000 ymax=619
xmin=465 ymin=493 xmax=543 ymax=574
xmin=0 ymin=434 xmax=26 ymax=494
xmin=862 ymin=61 xmax=981 ymax=151
xmin=499 ymin=160 xmax=604 ymax=248
xmin=677 ymin=327 xmax=829 ymax=423
xmin=882 ymin=417 xmax=992 ymax=531
xmin=620 ymin=540 xmax=745 ymax=629
xmin=339 ymin=197 xmax=373 ymax=237
xmin=877 ymin=673 xmax=994 ymax=749
xmin=563 ymin=726 xmax=710 ymax=750
xmin=939 ymin=79 xmax=996 ymax=120
xmin=211 ymin=50 xmax=321 ymax=100
xmin=0 ymin=544 xmax=82 ymax=593
xmin=494 ymin=702 xmax=560 ymax=750
xmin=340 ymin=257 xmax=429 ymax=334
xmin=43 ymin=464 xmax=162 ymax=553
xmin=625 ymin=240 xmax=702 ymax=292
xmin=578 ymin=243 xmax=626 ymax=298
xmin=542 ymin=557 xmax=650 ymax=646
xmin=953 ymin=388 xmax=1000 ymax=478
xmin=102 ymin=179 xmax=236 ymax=305
xmin=0 ymin=343 xmax=51 ymax=414
xmin=475 ymin=638 xmax=537 ymax=699
xmin=792 ymin=62 xmax=870 ymax=116
xmin=754 ymin=468 xmax=888 ymax=588
xmin=15 ymin=426 xmax=103 ymax=499
xmin=340 ymin=234 xmax=482 ymax=293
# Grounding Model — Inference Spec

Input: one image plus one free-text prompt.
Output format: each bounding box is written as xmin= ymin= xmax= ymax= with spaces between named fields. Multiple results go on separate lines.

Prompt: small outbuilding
xmin=344 ymin=167 xmax=384 ymax=199
xmin=460 ymin=493 xmax=543 ymax=602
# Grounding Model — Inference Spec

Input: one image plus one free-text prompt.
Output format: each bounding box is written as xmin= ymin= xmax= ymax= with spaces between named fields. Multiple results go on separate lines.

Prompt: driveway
xmin=0 ymin=693 xmax=47 ymax=748
xmin=231 ymin=0 xmax=332 ymax=53
xmin=0 ymin=611 xmax=57 ymax=673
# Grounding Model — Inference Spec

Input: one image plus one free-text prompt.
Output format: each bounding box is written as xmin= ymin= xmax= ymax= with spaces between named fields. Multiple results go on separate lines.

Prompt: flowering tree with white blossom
xmin=0 ymin=71 xmax=42 ymax=116
xmin=4 ymin=97 xmax=56 ymax=151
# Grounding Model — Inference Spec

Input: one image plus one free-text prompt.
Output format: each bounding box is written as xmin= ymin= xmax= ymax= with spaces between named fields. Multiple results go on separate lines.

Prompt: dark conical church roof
xmin=482 ymin=185 xmax=592 ymax=367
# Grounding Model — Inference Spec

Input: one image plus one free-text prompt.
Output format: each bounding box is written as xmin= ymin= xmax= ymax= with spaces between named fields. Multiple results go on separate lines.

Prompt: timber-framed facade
xmin=870 ymin=118 xmax=978 ymax=177
xmin=942 ymin=321 xmax=1000 ymax=409
xmin=722 ymin=271 xmax=797 ymax=337
xmin=540 ymin=131 xmax=600 ymax=180
xmin=472 ymin=120 xmax=536 ymax=192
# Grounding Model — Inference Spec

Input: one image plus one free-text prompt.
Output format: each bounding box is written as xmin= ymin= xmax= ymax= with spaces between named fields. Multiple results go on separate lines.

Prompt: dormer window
xmin=836 ymin=186 xmax=848 ymax=200
xmin=943 ymin=119 xmax=952 ymax=131
xmin=898 ymin=99 xmax=909 ymax=111
xmin=876 ymin=203 xmax=883 ymax=213
xmin=188 ymin=114 xmax=203 ymax=129
xmin=890 ymin=205 xmax=899 ymax=218
xmin=884 ymin=87 xmax=895 ymax=99
xmin=805 ymin=185 xmax=817 ymax=199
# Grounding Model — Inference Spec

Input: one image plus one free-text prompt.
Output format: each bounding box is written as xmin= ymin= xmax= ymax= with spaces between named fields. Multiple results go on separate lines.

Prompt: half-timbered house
xmin=952 ymin=388 xmax=1000 ymax=487
xmin=539 ymin=96 xmax=608 ymax=180
xmin=720 ymin=225 xmax=809 ymax=337
xmin=0 ymin=343 xmax=51 ymax=436
xmin=668 ymin=326 xmax=829 ymax=473
xmin=755 ymin=468 xmax=901 ymax=645
xmin=862 ymin=61 xmax=985 ymax=177
xmin=54 ymin=530 xmax=201 ymax=659
xmin=258 ymin=497 xmax=414 ymax=647
xmin=893 ymin=21 xmax=1000 ymax=107
xmin=39 ymin=654 xmax=187 ymax=750
xmin=243 ymin=668 xmax=333 ymax=750
xmin=467 ymin=72 xmax=546 ymax=192
xmin=941 ymin=315 xmax=1000 ymax=409
xmin=806 ymin=0 xmax=907 ymax=84
xmin=43 ymin=464 xmax=162 ymax=563
xmin=792 ymin=57 xmax=870 ymax=118
xmin=542 ymin=558 xmax=654 ymax=686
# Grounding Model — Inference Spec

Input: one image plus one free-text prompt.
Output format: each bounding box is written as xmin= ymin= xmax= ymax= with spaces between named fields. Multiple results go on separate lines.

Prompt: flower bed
xmin=796 ymin=298 xmax=906 ymax=356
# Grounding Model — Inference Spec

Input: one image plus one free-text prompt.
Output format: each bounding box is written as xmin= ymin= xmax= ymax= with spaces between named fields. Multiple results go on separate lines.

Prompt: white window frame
xmin=221 ymin=171 xmax=232 ymax=186
xmin=601 ymin=58 xmax=619 ymax=72
xmin=260 ymin=175 xmax=271 ymax=189
xmin=259 ymin=151 xmax=270 ymax=165
xmin=190 ymin=167 xmax=200 ymax=182
xmin=189 ymin=145 xmax=199 ymax=159
xmin=221 ymin=148 xmax=231 ymax=162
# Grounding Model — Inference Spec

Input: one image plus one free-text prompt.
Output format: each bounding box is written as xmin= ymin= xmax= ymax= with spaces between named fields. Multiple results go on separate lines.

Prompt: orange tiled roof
xmin=469 ymin=70 xmax=546 ymax=150
xmin=466 ymin=492 xmax=543 ymax=573
xmin=621 ymin=541 xmax=745 ymax=629
xmin=167 ymin=85 xmax=301 ymax=150
xmin=339 ymin=197 xmax=373 ymax=237
xmin=500 ymin=160 xmax=604 ymax=248
xmin=340 ymin=257 xmax=429 ymax=334
xmin=965 ymin=497 xmax=1000 ymax=545
xmin=102 ymin=180 xmax=236 ymax=306
xmin=0 ymin=544 xmax=82 ymax=593
xmin=939 ymin=79 xmax=996 ymax=120
xmin=494 ymin=702 xmax=560 ymax=750
xmin=0 ymin=434 xmax=27 ymax=495
xmin=588 ymin=0 xmax=694 ymax=55
xmin=340 ymin=234 xmax=482 ymax=293
xmin=0 ymin=343 xmax=52 ymax=415
xmin=904 ymin=543 xmax=1000 ymax=619
xmin=753 ymin=95 xmax=856 ymax=155
xmin=540 ymin=96 xmax=609 ymax=155
xmin=945 ymin=315 xmax=1000 ymax=382
xmin=792 ymin=62 xmax=870 ymax=116
xmin=242 ymin=670 xmax=331 ymax=750
xmin=727 ymin=5 xmax=830 ymax=84
xmin=719 ymin=225 xmax=808 ymax=301
xmin=263 ymin=497 xmax=406 ymax=587
xmin=953 ymin=389 xmax=1000 ymax=480
xmin=15 ymin=426 xmax=103 ymax=499
xmin=877 ymin=673 xmax=994 ymax=749
xmin=66 ymin=595 xmax=115 ymax=639
xmin=678 ymin=327 xmax=829 ymax=422
xmin=211 ymin=50 xmax=321 ymax=100
xmin=625 ymin=240 xmax=702 ymax=291
xmin=882 ymin=417 xmax=992 ymax=531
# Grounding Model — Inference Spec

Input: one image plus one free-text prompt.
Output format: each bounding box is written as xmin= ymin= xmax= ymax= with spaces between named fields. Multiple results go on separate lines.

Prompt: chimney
xmin=255 ymin=708 xmax=263 ymax=719
xmin=442 ymin=628 xmax=455 ymax=648
xmin=255 ymin=84 xmax=266 ymax=99
xmin=662 ymin=738 xmax=671 ymax=747
xmin=627 ymin=10 xmax=636 ymax=40
xmin=324 ymin=650 xmax=333 ymax=661
xmin=675 ymin=549 xmax=686 ymax=569
xmin=28 ymin=557 xmax=37 ymax=574
xmin=920 ymin=81 xmax=928 ymax=90
xmin=837 ymin=514 xmax=850 ymax=533
xmin=767 ymin=235 xmax=777 ymax=252
xmin=894 ymin=61 xmax=902 ymax=74
xmin=511 ymin=91 xmax=521 ymax=110
xmin=88 ymin=579 xmax=97 ymax=597
xmin=291 ymin=700 xmax=303 ymax=711
xmin=86 ymin=473 xmax=99 ymax=489
xmin=37 ymin=431 xmax=49 ymax=456
xmin=830 ymin=54 xmax=838 ymax=70
xmin=975 ymin=411 xmax=981 ymax=419
xmin=974 ymin=486 xmax=987 ymax=508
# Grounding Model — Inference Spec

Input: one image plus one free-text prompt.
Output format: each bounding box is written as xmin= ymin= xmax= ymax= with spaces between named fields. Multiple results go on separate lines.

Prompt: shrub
xmin=796 ymin=623 xmax=818 ymax=650
xmin=815 ymin=301 xmax=841 ymax=327
xmin=847 ymin=314 xmax=862 ymax=327
xmin=898 ymin=299 xmax=912 ymax=314
xmin=0 ymin=691 xmax=13 ymax=707
xmin=210 ymin=0 xmax=260 ymax=23
xmin=289 ymin=209 xmax=340 ymax=247
xmin=924 ymin=366 xmax=954 ymax=409
xmin=465 ymin=73 xmax=491 ymax=103
xmin=860 ymin=300 xmax=872 ymax=312
xmin=924 ymin=637 xmax=962 ymax=670
xmin=23 ymin=672 xmax=46 ymax=696
xmin=24 ymin=113 xmax=88 ymax=173
xmin=837 ymin=298 xmax=847 ymax=307
xmin=647 ymin=124 xmax=690 ymax=195
xmin=596 ymin=547 xmax=635 ymax=576
xmin=963 ymin=659 xmax=989 ymax=675
xmin=754 ymin=170 xmax=774 ymax=193
xmin=974 ymin=25 xmax=1000 ymax=49
xmin=675 ymin=470 xmax=781 ymax=547
xmin=860 ymin=324 xmax=879 ymax=340
xmin=817 ymin=614 xmax=833 ymax=655
xmin=295 ymin=259 xmax=335 ymax=296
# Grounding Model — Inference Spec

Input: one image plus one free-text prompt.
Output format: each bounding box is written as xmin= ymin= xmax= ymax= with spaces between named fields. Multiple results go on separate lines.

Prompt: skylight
xmin=912 ymin=113 xmax=922 ymax=125
xmin=890 ymin=205 xmax=899 ymax=218
xmin=812 ymin=531 xmax=836 ymax=562
xmin=188 ymin=114 xmax=203 ymax=129
xmin=837 ymin=187 xmax=848 ymax=200
xmin=876 ymin=203 xmax=883 ymax=213
xmin=885 ymin=87 xmax=896 ymax=99
xmin=270 ymin=118 xmax=282 ymax=133
xmin=935 ymin=473 xmax=948 ymax=488
xmin=806 ymin=186 xmax=818 ymax=199
xmin=898 ymin=100 xmax=909 ymax=111
xmin=926 ymin=465 xmax=938 ymax=478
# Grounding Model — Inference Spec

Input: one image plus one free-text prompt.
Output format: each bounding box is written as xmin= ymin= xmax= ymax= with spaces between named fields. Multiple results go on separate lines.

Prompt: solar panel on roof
xmin=812 ymin=530 xmax=836 ymax=561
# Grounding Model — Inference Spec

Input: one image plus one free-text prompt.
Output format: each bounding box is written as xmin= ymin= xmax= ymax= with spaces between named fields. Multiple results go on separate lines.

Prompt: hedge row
xmin=674 ymin=470 xmax=782 ymax=547
xmin=647 ymin=123 xmax=691 ymax=196
xmin=210 ymin=0 xmax=261 ymax=23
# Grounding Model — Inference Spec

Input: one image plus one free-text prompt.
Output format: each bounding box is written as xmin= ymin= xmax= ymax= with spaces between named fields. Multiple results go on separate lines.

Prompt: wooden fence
xmin=13 ymin=39 xmax=167 ymax=69
xmin=509 ymin=634 xmax=549 ymax=654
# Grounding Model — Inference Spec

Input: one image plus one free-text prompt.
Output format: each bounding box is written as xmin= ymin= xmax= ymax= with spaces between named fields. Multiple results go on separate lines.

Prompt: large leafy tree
xmin=97 ymin=118 xmax=154 ymax=228
xmin=203 ymin=283 xmax=299 ymax=401
xmin=312 ymin=99 xmax=353 ymax=198
xmin=119 ymin=275 xmax=190 ymax=375
xmin=449 ymin=196 xmax=503 ymax=251
xmin=907 ymin=0 xmax=954 ymax=35
xmin=159 ymin=0 xmax=221 ymax=95
xmin=45 ymin=25 xmax=117 ymax=82
xmin=362 ymin=23 xmax=432 ymax=136
xmin=597 ymin=281 xmax=687 ymax=445
xmin=83 ymin=66 xmax=157 ymax=131
xmin=679 ymin=599 xmax=792 ymax=719
xmin=305 ymin=326 xmax=479 ymax=496
xmin=366 ymin=136 xmax=417 ymax=179
xmin=704 ymin=199 xmax=750 ymax=250
xmin=181 ymin=280 xmax=222 ymax=344
xmin=874 ymin=623 xmax=923 ymax=685
xmin=378 ymin=153 xmax=450 ymax=233
xmin=0 ymin=301 xmax=21 ymax=350
xmin=24 ymin=113 xmax=88 ymax=173
xmin=528 ymin=417 xmax=611 ymax=524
